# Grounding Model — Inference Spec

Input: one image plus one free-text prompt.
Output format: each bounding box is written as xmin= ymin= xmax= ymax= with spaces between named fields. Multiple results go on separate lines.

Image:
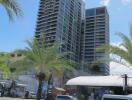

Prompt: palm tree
xmin=0 ymin=0 xmax=22 ymax=21
xmin=97 ymin=27 xmax=132 ymax=68
xmin=21 ymin=37 xmax=75 ymax=100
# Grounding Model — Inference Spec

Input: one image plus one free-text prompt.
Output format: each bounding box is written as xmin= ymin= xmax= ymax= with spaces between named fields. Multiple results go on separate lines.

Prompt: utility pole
xmin=122 ymin=74 xmax=128 ymax=95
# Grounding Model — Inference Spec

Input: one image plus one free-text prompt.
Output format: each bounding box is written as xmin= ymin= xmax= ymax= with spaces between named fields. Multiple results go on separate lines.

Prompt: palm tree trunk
xmin=36 ymin=72 xmax=46 ymax=100
xmin=36 ymin=79 xmax=43 ymax=100
xmin=46 ymin=73 xmax=52 ymax=100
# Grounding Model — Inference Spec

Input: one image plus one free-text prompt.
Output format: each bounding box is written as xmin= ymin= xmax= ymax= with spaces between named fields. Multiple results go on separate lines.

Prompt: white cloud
xmin=100 ymin=0 xmax=111 ymax=6
xmin=122 ymin=0 xmax=132 ymax=5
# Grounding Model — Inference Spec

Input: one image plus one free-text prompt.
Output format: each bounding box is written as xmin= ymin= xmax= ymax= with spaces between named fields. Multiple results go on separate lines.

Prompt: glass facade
xmin=35 ymin=0 xmax=84 ymax=62
xmin=86 ymin=9 xmax=95 ymax=16
xmin=81 ymin=7 xmax=110 ymax=75
xmin=35 ymin=0 xmax=109 ymax=75
xmin=55 ymin=0 xmax=83 ymax=61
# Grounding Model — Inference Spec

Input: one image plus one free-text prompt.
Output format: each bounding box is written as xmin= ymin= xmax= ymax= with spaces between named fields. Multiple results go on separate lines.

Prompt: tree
xmin=0 ymin=0 xmax=22 ymax=21
xmin=97 ymin=27 xmax=132 ymax=68
xmin=21 ymin=37 xmax=75 ymax=100
xmin=0 ymin=53 xmax=11 ymax=78
xmin=0 ymin=52 xmax=17 ymax=97
xmin=0 ymin=52 xmax=28 ymax=96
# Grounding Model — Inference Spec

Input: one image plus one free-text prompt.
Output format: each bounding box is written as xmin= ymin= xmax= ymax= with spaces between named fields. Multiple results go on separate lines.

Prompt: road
xmin=0 ymin=97 xmax=34 ymax=100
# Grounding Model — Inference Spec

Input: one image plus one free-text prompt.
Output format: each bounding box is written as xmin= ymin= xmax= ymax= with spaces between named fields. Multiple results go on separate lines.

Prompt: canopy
xmin=66 ymin=76 xmax=132 ymax=87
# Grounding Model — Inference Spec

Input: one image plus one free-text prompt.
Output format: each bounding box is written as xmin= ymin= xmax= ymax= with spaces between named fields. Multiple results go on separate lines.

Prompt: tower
xmin=81 ymin=7 xmax=109 ymax=75
xmin=35 ymin=0 xmax=84 ymax=62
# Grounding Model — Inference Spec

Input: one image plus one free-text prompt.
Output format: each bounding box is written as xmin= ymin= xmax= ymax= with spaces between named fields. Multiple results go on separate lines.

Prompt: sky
xmin=0 ymin=0 xmax=132 ymax=75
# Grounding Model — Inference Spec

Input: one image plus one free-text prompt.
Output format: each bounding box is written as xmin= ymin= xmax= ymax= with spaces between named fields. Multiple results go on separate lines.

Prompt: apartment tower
xmin=81 ymin=7 xmax=109 ymax=75
xmin=35 ymin=0 xmax=84 ymax=62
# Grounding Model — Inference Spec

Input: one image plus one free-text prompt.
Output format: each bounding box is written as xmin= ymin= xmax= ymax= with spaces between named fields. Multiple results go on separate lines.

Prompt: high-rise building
xmin=35 ymin=0 xmax=84 ymax=62
xmin=35 ymin=0 xmax=110 ymax=75
xmin=81 ymin=7 xmax=109 ymax=75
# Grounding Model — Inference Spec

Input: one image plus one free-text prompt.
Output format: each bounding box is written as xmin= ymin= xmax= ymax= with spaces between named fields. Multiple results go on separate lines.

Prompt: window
xmin=96 ymin=8 xmax=105 ymax=15
xmin=86 ymin=9 xmax=95 ymax=16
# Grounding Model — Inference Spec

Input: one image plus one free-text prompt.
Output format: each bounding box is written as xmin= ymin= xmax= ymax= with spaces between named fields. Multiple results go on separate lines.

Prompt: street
xmin=0 ymin=97 xmax=34 ymax=100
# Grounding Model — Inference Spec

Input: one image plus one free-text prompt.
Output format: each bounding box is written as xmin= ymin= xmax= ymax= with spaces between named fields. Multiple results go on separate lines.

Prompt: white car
xmin=102 ymin=94 xmax=132 ymax=100
xmin=29 ymin=92 xmax=36 ymax=99
xmin=55 ymin=95 xmax=77 ymax=100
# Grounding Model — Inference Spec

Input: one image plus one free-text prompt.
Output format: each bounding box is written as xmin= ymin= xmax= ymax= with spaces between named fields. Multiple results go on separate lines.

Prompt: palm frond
xmin=0 ymin=0 xmax=23 ymax=21
xmin=22 ymin=36 xmax=76 ymax=79
xmin=10 ymin=58 xmax=33 ymax=73
xmin=130 ymin=25 xmax=132 ymax=43
xmin=117 ymin=32 xmax=132 ymax=55
xmin=0 ymin=60 xmax=11 ymax=79
xmin=97 ymin=43 xmax=132 ymax=68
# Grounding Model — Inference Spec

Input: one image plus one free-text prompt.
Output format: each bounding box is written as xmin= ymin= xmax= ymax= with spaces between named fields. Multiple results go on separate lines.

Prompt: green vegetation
xmin=0 ymin=0 xmax=22 ymax=21
xmin=0 ymin=52 xmax=27 ymax=79
xmin=0 ymin=36 xmax=76 ymax=100
xmin=97 ymin=27 xmax=132 ymax=68
xmin=0 ymin=52 xmax=32 ymax=96
xmin=0 ymin=53 xmax=11 ymax=78
xmin=16 ymin=36 xmax=75 ymax=100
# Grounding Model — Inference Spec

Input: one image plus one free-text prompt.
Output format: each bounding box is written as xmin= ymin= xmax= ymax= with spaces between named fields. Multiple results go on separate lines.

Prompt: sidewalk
xmin=0 ymin=97 xmax=34 ymax=100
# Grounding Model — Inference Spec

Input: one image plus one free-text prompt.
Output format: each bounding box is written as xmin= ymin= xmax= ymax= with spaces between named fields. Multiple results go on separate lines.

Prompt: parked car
xmin=15 ymin=83 xmax=27 ymax=98
xmin=0 ymin=81 xmax=9 ymax=97
xmin=102 ymin=94 xmax=132 ymax=100
xmin=0 ymin=83 xmax=3 ymax=96
xmin=55 ymin=95 xmax=77 ymax=100
xmin=24 ymin=91 xmax=36 ymax=99
xmin=29 ymin=91 xmax=36 ymax=99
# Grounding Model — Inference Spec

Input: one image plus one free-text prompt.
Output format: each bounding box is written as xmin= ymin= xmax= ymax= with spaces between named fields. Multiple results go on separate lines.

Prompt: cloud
xmin=99 ymin=0 xmax=132 ymax=7
xmin=100 ymin=0 xmax=111 ymax=6
xmin=121 ymin=0 xmax=132 ymax=5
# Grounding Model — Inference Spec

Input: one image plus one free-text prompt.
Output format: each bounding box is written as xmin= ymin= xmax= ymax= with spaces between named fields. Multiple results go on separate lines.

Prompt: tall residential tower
xmin=35 ymin=0 xmax=84 ymax=62
xmin=81 ymin=7 xmax=109 ymax=75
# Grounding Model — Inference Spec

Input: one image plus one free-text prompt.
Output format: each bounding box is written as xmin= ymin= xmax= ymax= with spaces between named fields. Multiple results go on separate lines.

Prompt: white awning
xmin=66 ymin=76 xmax=132 ymax=87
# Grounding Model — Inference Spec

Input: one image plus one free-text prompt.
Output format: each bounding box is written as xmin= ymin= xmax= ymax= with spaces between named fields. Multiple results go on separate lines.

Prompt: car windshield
xmin=56 ymin=96 xmax=73 ymax=100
